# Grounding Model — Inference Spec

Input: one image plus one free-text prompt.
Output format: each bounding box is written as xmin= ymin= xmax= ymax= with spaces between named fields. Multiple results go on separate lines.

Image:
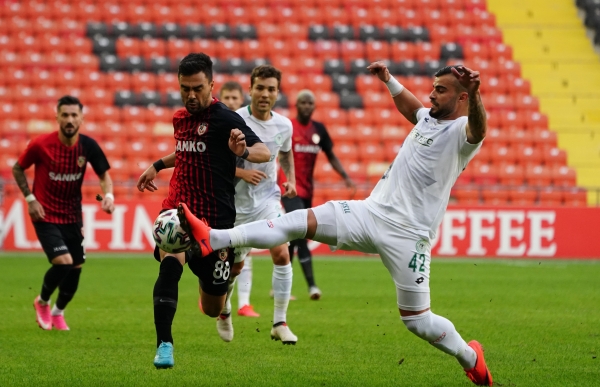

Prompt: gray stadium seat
xmin=340 ymin=93 xmax=363 ymax=109
xmin=324 ymin=59 xmax=346 ymax=75
xmin=423 ymin=60 xmax=446 ymax=76
xmin=93 ymin=36 xmax=115 ymax=55
xmin=139 ymin=91 xmax=161 ymax=106
xmin=123 ymin=56 xmax=147 ymax=72
xmin=111 ymin=22 xmax=135 ymax=37
xmin=135 ymin=22 xmax=158 ymax=39
xmin=150 ymin=57 xmax=172 ymax=73
xmin=332 ymin=25 xmax=354 ymax=41
xmin=349 ymin=59 xmax=370 ymax=75
xmin=210 ymin=24 xmax=232 ymax=39
xmin=244 ymin=58 xmax=269 ymax=73
xmin=185 ymin=23 xmax=206 ymax=39
xmin=406 ymin=26 xmax=429 ymax=42
xmin=235 ymin=24 xmax=257 ymax=40
xmin=227 ymin=58 xmax=245 ymax=74
xmin=114 ymin=91 xmax=137 ymax=106
xmin=396 ymin=60 xmax=423 ymax=76
xmin=99 ymin=54 xmax=123 ymax=72
xmin=86 ymin=22 xmax=109 ymax=38
xmin=165 ymin=91 xmax=181 ymax=107
xmin=440 ymin=43 xmax=464 ymax=60
xmin=332 ymin=74 xmax=356 ymax=93
xmin=359 ymin=25 xmax=380 ymax=41
xmin=381 ymin=26 xmax=406 ymax=42
xmin=308 ymin=25 xmax=329 ymax=41
xmin=160 ymin=23 xmax=183 ymax=39
xmin=274 ymin=93 xmax=289 ymax=109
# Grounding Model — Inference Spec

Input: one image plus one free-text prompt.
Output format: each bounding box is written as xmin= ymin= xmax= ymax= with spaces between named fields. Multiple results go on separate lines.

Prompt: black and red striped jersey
xmin=17 ymin=131 xmax=110 ymax=224
xmin=291 ymin=118 xmax=333 ymax=200
xmin=162 ymin=99 xmax=262 ymax=227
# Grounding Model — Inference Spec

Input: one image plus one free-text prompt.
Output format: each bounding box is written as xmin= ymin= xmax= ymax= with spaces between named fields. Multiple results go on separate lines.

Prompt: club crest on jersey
xmin=77 ymin=156 xmax=86 ymax=167
xmin=218 ymin=248 xmax=228 ymax=261
xmin=274 ymin=133 xmax=284 ymax=146
xmin=415 ymin=239 xmax=430 ymax=254
xmin=312 ymin=133 xmax=320 ymax=144
xmin=197 ymin=122 xmax=208 ymax=136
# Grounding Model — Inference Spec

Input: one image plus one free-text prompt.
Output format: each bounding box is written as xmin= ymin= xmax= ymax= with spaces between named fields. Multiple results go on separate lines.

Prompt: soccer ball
xmin=152 ymin=209 xmax=192 ymax=253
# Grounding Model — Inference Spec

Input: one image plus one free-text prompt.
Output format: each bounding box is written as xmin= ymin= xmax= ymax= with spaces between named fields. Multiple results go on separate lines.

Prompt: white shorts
xmin=311 ymin=200 xmax=432 ymax=310
xmin=234 ymin=200 xmax=284 ymax=263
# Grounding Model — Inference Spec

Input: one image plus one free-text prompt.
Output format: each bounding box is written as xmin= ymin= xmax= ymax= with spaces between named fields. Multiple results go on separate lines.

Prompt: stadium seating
xmin=0 ymin=0 xmax=590 ymax=206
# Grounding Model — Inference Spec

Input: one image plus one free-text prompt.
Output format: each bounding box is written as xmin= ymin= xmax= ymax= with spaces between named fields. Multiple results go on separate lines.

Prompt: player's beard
xmin=60 ymin=124 xmax=80 ymax=138
xmin=186 ymin=95 xmax=212 ymax=115
xmin=429 ymin=100 xmax=454 ymax=119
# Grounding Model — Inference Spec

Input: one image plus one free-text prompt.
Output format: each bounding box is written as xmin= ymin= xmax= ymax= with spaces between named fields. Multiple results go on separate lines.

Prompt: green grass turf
xmin=0 ymin=253 xmax=599 ymax=387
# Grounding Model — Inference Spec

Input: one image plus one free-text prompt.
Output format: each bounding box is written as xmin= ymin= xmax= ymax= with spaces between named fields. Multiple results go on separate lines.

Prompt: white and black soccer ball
xmin=152 ymin=209 xmax=192 ymax=253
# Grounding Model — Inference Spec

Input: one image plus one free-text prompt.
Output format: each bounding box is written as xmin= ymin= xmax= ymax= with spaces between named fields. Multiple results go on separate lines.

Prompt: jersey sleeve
xmin=17 ymin=138 xmax=41 ymax=169
xmin=415 ymin=108 xmax=431 ymax=122
xmin=86 ymin=138 xmax=111 ymax=176
xmin=454 ymin=117 xmax=481 ymax=157
xmin=280 ymin=119 xmax=293 ymax=153
xmin=314 ymin=122 xmax=334 ymax=153
xmin=229 ymin=111 xmax=262 ymax=147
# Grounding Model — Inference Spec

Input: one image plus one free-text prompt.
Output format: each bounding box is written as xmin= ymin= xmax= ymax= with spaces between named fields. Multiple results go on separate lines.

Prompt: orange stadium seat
xmin=516 ymin=145 xmax=543 ymax=166
xmin=551 ymin=166 xmax=577 ymax=187
xmin=328 ymin=125 xmax=359 ymax=142
xmin=381 ymin=125 xmax=409 ymax=141
xmin=355 ymin=126 xmax=383 ymax=142
xmin=314 ymin=41 xmax=340 ymax=61
xmin=334 ymin=141 xmax=359 ymax=162
xmin=314 ymin=161 xmax=341 ymax=183
xmin=314 ymin=92 xmax=339 ymax=109
xmin=348 ymin=109 xmax=375 ymax=126
xmin=374 ymin=109 xmax=405 ymax=126
xmin=356 ymin=75 xmax=386 ymax=94
xmin=360 ymin=142 xmax=385 ymax=162
xmin=563 ymin=189 xmax=587 ymax=206
xmin=156 ymin=73 xmax=179 ymax=93
xmin=240 ymin=40 xmax=266 ymax=60
xmin=472 ymin=163 xmax=498 ymax=185
xmin=508 ymin=187 xmax=538 ymax=206
xmin=101 ymin=139 xmax=126 ymax=159
xmin=524 ymin=112 xmax=548 ymax=130
xmin=525 ymin=165 xmax=552 ymax=187
xmin=140 ymin=38 xmax=166 ymax=58
xmin=322 ymin=7 xmax=351 ymax=26
xmin=105 ymin=72 xmax=131 ymax=92
xmin=313 ymin=108 xmax=348 ymax=126
xmin=131 ymin=72 xmax=157 ymax=92
xmin=484 ymin=128 xmax=509 ymax=148
xmin=507 ymin=76 xmax=531 ymax=96
xmin=498 ymin=163 xmax=525 ymax=186
xmin=490 ymin=146 xmax=517 ymax=165
xmin=453 ymin=186 xmax=480 ymax=205
xmin=390 ymin=42 xmax=417 ymax=61
xmin=534 ymin=129 xmax=557 ymax=148
xmin=116 ymin=38 xmax=141 ymax=58
xmin=383 ymin=142 xmax=402 ymax=162
xmin=538 ymin=187 xmax=563 ymax=206
xmin=150 ymin=138 xmax=175 ymax=159
xmin=296 ymin=57 xmax=324 ymax=75
xmin=281 ymin=24 xmax=308 ymax=41
xmin=129 ymin=121 xmax=154 ymax=139
xmin=542 ymin=147 xmax=567 ymax=167
xmin=166 ymin=39 xmax=190 ymax=60
xmin=481 ymin=186 xmax=509 ymax=205
xmin=416 ymin=42 xmax=441 ymax=61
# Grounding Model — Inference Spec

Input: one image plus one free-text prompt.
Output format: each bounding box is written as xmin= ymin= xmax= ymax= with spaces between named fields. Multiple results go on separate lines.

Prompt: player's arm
xmin=98 ymin=171 xmax=115 ymax=214
xmin=278 ymin=149 xmax=297 ymax=198
xmin=323 ymin=149 xmax=356 ymax=191
xmin=367 ymin=61 xmax=424 ymax=125
xmin=451 ymin=66 xmax=487 ymax=144
xmin=229 ymin=129 xmax=271 ymax=163
xmin=137 ymin=152 xmax=176 ymax=192
xmin=236 ymin=167 xmax=267 ymax=186
xmin=12 ymin=141 xmax=45 ymax=220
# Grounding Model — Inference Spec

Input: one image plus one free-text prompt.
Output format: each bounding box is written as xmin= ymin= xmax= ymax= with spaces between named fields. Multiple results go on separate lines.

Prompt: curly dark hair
xmin=178 ymin=53 xmax=213 ymax=81
xmin=250 ymin=65 xmax=282 ymax=88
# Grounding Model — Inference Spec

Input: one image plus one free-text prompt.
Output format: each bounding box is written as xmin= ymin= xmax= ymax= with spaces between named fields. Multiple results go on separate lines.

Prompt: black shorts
xmin=152 ymin=209 xmax=235 ymax=297
xmin=33 ymin=222 xmax=85 ymax=265
xmin=282 ymin=196 xmax=312 ymax=213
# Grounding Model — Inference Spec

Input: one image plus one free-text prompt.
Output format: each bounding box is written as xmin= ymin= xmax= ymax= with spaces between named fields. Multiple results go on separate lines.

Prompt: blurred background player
xmin=218 ymin=80 xmax=260 ymax=317
xmin=281 ymin=90 xmax=356 ymax=300
xmin=214 ymin=65 xmax=299 ymax=344
xmin=12 ymin=95 xmax=115 ymax=331
xmin=136 ymin=53 xmax=270 ymax=368
xmin=219 ymin=81 xmax=245 ymax=111
xmin=178 ymin=63 xmax=493 ymax=386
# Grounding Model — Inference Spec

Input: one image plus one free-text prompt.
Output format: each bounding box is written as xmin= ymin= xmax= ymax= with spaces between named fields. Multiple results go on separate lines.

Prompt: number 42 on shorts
xmin=408 ymin=253 xmax=426 ymax=273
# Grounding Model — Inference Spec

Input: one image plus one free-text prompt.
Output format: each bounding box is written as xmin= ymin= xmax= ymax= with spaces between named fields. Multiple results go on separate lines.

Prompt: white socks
xmin=210 ymin=210 xmax=308 ymax=251
xmin=237 ymin=256 xmax=253 ymax=309
xmin=51 ymin=305 xmax=64 ymax=316
xmin=221 ymin=278 xmax=236 ymax=315
xmin=402 ymin=311 xmax=477 ymax=369
xmin=272 ymin=263 xmax=292 ymax=324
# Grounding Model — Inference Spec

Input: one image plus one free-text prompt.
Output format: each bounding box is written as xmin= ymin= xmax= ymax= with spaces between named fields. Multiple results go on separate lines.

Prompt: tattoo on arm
xmin=278 ymin=150 xmax=295 ymax=184
xmin=12 ymin=163 xmax=31 ymax=197
xmin=468 ymin=92 xmax=487 ymax=142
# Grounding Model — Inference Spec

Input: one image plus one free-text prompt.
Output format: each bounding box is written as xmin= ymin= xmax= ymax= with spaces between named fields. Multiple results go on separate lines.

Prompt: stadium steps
xmin=487 ymin=0 xmax=600 ymax=204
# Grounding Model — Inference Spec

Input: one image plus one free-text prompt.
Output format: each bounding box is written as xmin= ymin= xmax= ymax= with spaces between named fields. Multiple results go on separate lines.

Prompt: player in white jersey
xmin=214 ymin=65 xmax=299 ymax=345
xmin=178 ymin=62 xmax=493 ymax=385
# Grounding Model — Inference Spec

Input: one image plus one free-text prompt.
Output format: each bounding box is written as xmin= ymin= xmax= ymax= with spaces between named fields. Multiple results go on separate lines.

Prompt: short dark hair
xmin=250 ymin=65 xmax=282 ymax=88
xmin=178 ymin=53 xmax=213 ymax=81
xmin=220 ymin=81 xmax=243 ymax=97
xmin=434 ymin=65 xmax=467 ymax=92
xmin=57 ymin=95 xmax=83 ymax=111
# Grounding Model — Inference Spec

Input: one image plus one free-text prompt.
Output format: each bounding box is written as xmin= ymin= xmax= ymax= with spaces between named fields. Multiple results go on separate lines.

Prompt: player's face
xmin=220 ymin=89 xmax=244 ymax=111
xmin=179 ymin=72 xmax=214 ymax=114
xmin=428 ymin=74 xmax=465 ymax=119
xmin=56 ymin=105 xmax=83 ymax=139
xmin=249 ymin=77 xmax=278 ymax=114
xmin=296 ymin=95 xmax=315 ymax=120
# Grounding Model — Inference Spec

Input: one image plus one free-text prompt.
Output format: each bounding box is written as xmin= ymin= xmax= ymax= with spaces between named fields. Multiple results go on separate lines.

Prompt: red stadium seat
xmin=322 ymin=7 xmax=351 ymax=26
xmin=533 ymin=129 xmax=557 ymax=148
xmin=516 ymin=145 xmax=543 ymax=166
xmin=166 ymin=39 xmax=191 ymax=60
xmin=383 ymin=141 xmax=402 ymax=162
xmin=484 ymin=128 xmax=509 ymax=148
xmin=498 ymin=163 xmax=525 ymax=186
xmin=524 ymin=112 xmax=548 ymax=130
xmin=490 ymin=146 xmax=517 ymax=165
xmin=105 ymin=72 xmax=131 ymax=92
xmin=295 ymin=7 xmax=326 ymax=26
xmin=362 ymin=93 xmax=396 ymax=109
xmin=121 ymin=107 xmax=148 ymax=123
xmin=116 ymin=38 xmax=141 ymax=58
xmin=355 ymin=125 xmax=383 ymax=142
xmin=538 ymin=187 xmax=563 ymax=206
xmin=471 ymin=163 xmax=498 ymax=185
xmin=314 ymin=92 xmax=339 ymax=109
xmin=296 ymin=57 xmax=324 ymax=75
xmin=481 ymin=186 xmax=509 ymax=205
xmin=429 ymin=25 xmax=458 ymax=44
xmin=415 ymin=42 xmax=440 ymax=61
xmin=525 ymin=165 xmax=552 ymax=187
xmin=508 ymin=187 xmax=538 ymax=206
xmin=507 ymin=77 xmax=531 ymax=96
xmin=374 ymin=109 xmax=405 ymax=126
xmin=391 ymin=42 xmax=417 ymax=61
xmin=348 ymin=109 xmax=374 ymax=126
xmin=366 ymin=41 xmax=390 ymax=62
xmin=191 ymin=39 xmax=217 ymax=58
xmin=131 ymin=72 xmax=157 ymax=93
xmin=551 ymin=166 xmax=577 ymax=187
xmin=313 ymin=108 xmax=348 ymax=126
xmin=563 ymin=188 xmax=587 ymax=206
xmin=452 ymin=186 xmax=480 ymax=205
xmin=327 ymin=125 xmax=358 ymax=142
xmin=314 ymin=40 xmax=340 ymax=61
xmin=216 ymin=40 xmax=243 ymax=60
xmin=542 ymin=147 xmax=567 ymax=167
xmin=157 ymin=73 xmax=179 ymax=93
xmin=314 ymin=160 xmax=341 ymax=183
xmin=381 ymin=126 xmax=409 ymax=141
xmin=507 ymin=129 xmax=535 ymax=148
xmin=356 ymin=75 xmax=386 ymax=94
xmin=360 ymin=142 xmax=385 ymax=162
xmin=281 ymin=24 xmax=308 ymax=41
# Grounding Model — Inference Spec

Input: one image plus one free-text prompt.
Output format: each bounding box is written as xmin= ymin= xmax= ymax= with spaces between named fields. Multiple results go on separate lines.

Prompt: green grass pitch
xmin=0 ymin=253 xmax=599 ymax=386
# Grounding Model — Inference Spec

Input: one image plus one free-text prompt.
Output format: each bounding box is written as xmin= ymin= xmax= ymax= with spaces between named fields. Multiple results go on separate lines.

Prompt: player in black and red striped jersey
xmin=282 ymin=90 xmax=356 ymax=300
xmin=136 ymin=53 xmax=270 ymax=369
xmin=12 ymin=95 xmax=114 ymax=331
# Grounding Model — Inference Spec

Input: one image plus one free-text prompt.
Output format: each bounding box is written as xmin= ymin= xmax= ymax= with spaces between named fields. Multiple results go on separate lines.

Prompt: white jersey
xmin=365 ymin=108 xmax=482 ymax=239
xmin=234 ymin=106 xmax=292 ymax=214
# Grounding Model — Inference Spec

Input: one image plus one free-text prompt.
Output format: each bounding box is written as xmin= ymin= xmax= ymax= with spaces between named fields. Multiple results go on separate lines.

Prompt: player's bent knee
xmin=51 ymin=254 xmax=73 ymax=265
xmin=401 ymin=311 xmax=438 ymax=342
xmin=270 ymin=244 xmax=290 ymax=266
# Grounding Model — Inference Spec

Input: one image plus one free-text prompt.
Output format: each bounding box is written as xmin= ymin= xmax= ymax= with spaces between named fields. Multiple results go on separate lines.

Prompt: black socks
xmin=153 ymin=257 xmax=183 ymax=347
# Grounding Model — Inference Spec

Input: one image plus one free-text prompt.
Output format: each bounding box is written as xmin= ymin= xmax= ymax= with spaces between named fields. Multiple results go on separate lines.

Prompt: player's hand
xmin=451 ymin=65 xmax=480 ymax=94
xmin=281 ymin=182 xmax=297 ymax=198
xmin=137 ymin=165 xmax=159 ymax=192
xmin=241 ymin=169 xmax=268 ymax=186
xmin=367 ymin=61 xmax=391 ymax=83
xmin=229 ymin=129 xmax=247 ymax=157
xmin=101 ymin=196 xmax=115 ymax=214
xmin=345 ymin=177 xmax=357 ymax=196
xmin=28 ymin=200 xmax=45 ymax=221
